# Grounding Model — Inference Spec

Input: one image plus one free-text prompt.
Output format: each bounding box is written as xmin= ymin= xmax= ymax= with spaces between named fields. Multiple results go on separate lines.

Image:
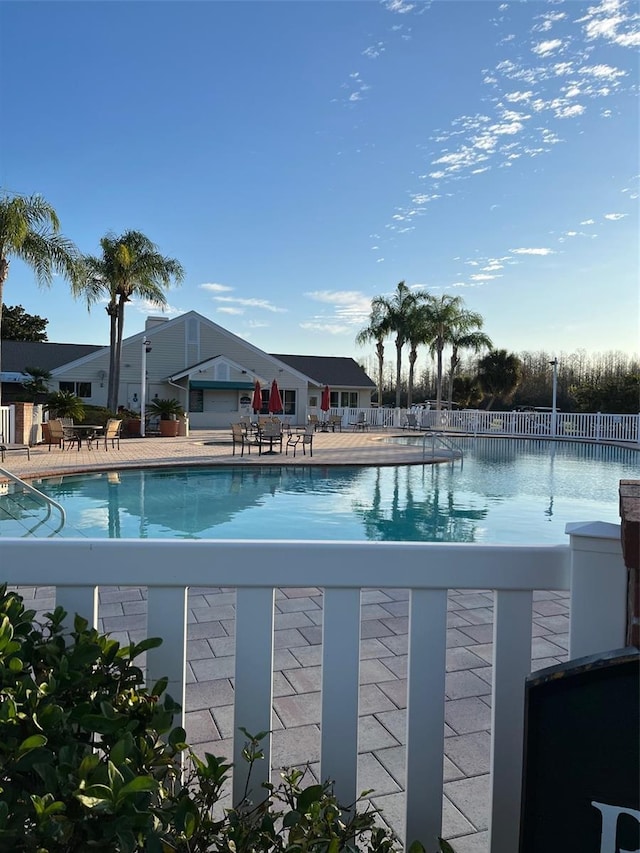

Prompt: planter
xmin=126 ymin=418 xmax=141 ymax=437
xmin=159 ymin=419 xmax=179 ymax=437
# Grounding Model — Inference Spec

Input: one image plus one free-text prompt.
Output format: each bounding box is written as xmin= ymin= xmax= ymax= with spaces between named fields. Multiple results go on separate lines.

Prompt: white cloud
xmin=510 ymin=247 xmax=556 ymax=255
xmin=578 ymin=0 xmax=640 ymax=48
xmin=213 ymin=296 xmax=287 ymax=313
xmin=133 ymin=299 xmax=181 ymax=316
xmin=299 ymin=322 xmax=351 ymax=335
xmin=604 ymin=212 xmax=628 ymax=220
xmin=216 ymin=307 xmax=243 ymax=316
xmin=384 ymin=0 xmax=416 ymax=13
xmin=532 ymin=39 xmax=564 ymax=57
xmin=580 ymin=219 xmax=596 ymax=225
xmin=200 ymin=282 xmax=233 ymax=293
xmin=470 ymin=273 xmax=498 ymax=281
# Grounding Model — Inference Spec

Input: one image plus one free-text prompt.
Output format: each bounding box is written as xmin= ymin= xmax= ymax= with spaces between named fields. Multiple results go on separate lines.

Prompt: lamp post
xmin=550 ymin=357 xmax=558 ymax=437
xmin=140 ymin=337 xmax=151 ymax=437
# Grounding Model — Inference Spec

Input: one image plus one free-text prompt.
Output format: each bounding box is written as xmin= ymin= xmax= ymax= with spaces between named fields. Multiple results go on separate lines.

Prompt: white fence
xmin=0 ymin=405 xmax=13 ymax=443
xmin=2 ymin=524 xmax=627 ymax=853
xmin=327 ymin=408 xmax=639 ymax=443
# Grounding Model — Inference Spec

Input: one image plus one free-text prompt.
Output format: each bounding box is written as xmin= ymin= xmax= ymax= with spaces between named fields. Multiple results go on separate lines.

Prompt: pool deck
xmin=5 ymin=428 xmax=572 ymax=852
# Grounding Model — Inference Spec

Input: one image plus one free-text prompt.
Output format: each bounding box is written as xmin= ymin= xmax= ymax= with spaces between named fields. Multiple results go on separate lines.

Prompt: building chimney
xmin=145 ymin=316 xmax=169 ymax=331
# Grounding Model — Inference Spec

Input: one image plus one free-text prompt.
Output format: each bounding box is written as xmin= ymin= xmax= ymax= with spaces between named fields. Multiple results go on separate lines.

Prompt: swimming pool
xmin=11 ymin=438 xmax=636 ymax=543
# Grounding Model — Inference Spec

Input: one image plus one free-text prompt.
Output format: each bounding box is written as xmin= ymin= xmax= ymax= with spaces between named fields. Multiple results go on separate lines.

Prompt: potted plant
xmin=148 ymin=397 xmax=185 ymax=437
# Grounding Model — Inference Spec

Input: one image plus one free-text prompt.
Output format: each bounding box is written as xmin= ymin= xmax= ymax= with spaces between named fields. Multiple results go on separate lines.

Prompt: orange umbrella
xmin=251 ymin=380 xmax=262 ymax=414
xmin=268 ymin=379 xmax=283 ymax=415
xmin=321 ymin=384 xmax=330 ymax=413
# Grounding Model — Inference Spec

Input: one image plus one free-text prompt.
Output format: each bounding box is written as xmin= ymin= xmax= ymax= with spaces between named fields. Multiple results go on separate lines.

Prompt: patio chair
xmin=286 ymin=425 xmax=314 ymax=458
xmin=231 ymin=422 xmax=252 ymax=457
xmin=0 ymin=433 xmax=30 ymax=463
xmin=308 ymin=414 xmax=320 ymax=431
xmin=349 ymin=412 xmax=368 ymax=431
xmin=46 ymin=419 xmax=76 ymax=451
xmin=328 ymin=415 xmax=342 ymax=432
xmin=103 ymin=418 xmax=122 ymax=450
xmin=402 ymin=413 xmax=419 ymax=430
xmin=256 ymin=421 xmax=283 ymax=455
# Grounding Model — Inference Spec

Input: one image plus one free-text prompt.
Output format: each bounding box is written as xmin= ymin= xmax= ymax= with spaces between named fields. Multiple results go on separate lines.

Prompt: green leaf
xmin=297 ymin=784 xmax=324 ymax=813
xmin=283 ymin=810 xmax=301 ymax=828
xmin=18 ymin=734 xmax=47 ymax=753
xmin=118 ymin=777 xmax=160 ymax=797
xmin=437 ymin=840 xmax=455 ymax=853
xmin=131 ymin=636 xmax=163 ymax=655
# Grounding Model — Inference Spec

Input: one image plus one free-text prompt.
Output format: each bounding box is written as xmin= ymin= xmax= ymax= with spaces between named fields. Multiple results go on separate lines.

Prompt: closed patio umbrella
xmin=321 ymin=385 xmax=330 ymax=414
xmin=251 ymin=380 xmax=262 ymax=414
xmin=268 ymin=379 xmax=283 ymax=416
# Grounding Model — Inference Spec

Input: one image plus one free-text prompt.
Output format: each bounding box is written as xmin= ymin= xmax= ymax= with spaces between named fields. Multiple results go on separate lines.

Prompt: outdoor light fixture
xmin=140 ymin=337 xmax=151 ymax=437
xmin=549 ymin=358 xmax=559 ymax=437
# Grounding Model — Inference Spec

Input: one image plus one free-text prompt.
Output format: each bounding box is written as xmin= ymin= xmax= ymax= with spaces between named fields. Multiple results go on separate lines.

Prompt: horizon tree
xmin=446 ymin=319 xmax=493 ymax=410
xmin=0 ymin=192 xmax=80 ymax=405
xmin=420 ymin=294 xmax=466 ymax=411
xmin=477 ymin=349 xmax=523 ymax=409
xmin=371 ymin=281 xmax=429 ymax=408
xmin=78 ymin=231 xmax=184 ymax=412
xmin=2 ymin=304 xmax=49 ymax=341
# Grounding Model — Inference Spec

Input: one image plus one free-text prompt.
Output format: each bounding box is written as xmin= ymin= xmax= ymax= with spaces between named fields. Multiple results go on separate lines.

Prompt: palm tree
xmin=420 ymin=294 xmax=466 ymax=412
xmin=446 ymin=320 xmax=493 ymax=410
xmin=405 ymin=302 xmax=435 ymax=407
xmin=371 ymin=281 xmax=428 ymax=407
xmin=0 ymin=192 xmax=80 ymax=405
xmin=79 ymin=231 xmax=184 ymax=412
xmin=355 ymin=304 xmax=387 ymax=408
xmin=477 ymin=349 xmax=523 ymax=409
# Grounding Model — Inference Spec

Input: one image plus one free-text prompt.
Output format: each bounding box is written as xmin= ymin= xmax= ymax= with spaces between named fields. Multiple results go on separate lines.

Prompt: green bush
xmin=0 ymin=586 xmax=449 ymax=853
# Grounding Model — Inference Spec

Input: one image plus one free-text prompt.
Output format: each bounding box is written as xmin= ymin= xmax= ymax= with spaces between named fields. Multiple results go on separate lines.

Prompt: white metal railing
xmin=2 ymin=525 xmax=627 ymax=853
xmin=0 ymin=405 xmax=14 ymax=443
xmin=0 ymin=465 xmax=66 ymax=535
xmin=313 ymin=408 xmax=639 ymax=441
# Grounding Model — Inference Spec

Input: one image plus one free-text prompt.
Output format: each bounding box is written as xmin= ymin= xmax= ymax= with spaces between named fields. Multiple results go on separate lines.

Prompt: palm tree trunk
xmin=407 ymin=347 xmax=417 ymax=407
xmin=106 ymin=301 xmax=119 ymax=412
xmin=376 ymin=339 xmax=384 ymax=408
xmin=0 ymin=268 xmax=5 ymax=409
xmin=447 ymin=348 xmax=459 ymax=410
xmin=113 ymin=295 xmax=127 ymax=412
xmin=435 ymin=345 xmax=444 ymax=411
xmin=395 ymin=338 xmax=403 ymax=408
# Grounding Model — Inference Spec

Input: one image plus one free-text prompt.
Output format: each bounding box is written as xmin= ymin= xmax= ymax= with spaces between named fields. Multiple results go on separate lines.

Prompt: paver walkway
xmin=5 ymin=429 xmax=571 ymax=851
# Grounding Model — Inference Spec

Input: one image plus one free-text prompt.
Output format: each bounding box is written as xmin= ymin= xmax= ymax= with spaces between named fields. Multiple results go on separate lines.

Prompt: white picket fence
xmin=329 ymin=407 xmax=639 ymax=443
xmin=2 ymin=523 xmax=627 ymax=853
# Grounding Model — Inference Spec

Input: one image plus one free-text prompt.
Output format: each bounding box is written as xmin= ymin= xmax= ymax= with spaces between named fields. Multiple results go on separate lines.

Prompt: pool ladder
xmin=421 ymin=431 xmax=464 ymax=463
xmin=0 ymin=465 xmax=66 ymax=536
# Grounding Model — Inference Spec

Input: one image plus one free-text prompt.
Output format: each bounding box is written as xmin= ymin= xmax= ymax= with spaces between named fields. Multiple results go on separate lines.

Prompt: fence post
xmin=566 ymin=521 xmax=627 ymax=659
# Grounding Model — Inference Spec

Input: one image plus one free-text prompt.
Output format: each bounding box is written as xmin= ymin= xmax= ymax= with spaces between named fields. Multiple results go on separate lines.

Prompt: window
xmin=340 ymin=392 xmax=358 ymax=408
xmin=59 ymin=381 xmax=92 ymax=398
xmin=309 ymin=395 xmax=318 ymax=408
xmin=189 ymin=388 xmax=204 ymax=412
xmin=283 ymin=390 xmax=296 ymax=416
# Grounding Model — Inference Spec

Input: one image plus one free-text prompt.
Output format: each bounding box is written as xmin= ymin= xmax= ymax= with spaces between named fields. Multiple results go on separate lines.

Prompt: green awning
xmin=189 ymin=380 xmax=255 ymax=390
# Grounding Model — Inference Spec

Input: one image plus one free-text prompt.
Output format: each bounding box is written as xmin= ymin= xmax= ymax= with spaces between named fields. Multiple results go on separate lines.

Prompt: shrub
xmin=0 ymin=586 xmax=449 ymax=852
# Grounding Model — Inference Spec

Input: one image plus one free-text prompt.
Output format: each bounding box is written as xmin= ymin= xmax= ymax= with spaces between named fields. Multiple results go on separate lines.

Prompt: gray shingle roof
xmin=1 ymin=341 xmax=103 ymax=373
xmin=271 ymin=354 xmax=374 ymax=388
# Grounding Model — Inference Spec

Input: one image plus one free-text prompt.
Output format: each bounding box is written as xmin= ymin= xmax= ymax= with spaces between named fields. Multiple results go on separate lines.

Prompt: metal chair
xmin=0 ymin=433 xmax=30 ymax=463
xmin=286 ymin=425 xmax=314 ymax=458
xmin=103 ymin=419 xmax=122 ymax=450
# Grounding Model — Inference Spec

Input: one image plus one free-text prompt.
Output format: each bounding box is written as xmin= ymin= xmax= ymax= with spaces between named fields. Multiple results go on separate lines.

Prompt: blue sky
xmin=2 ymin=0 xmax=638 ymax=366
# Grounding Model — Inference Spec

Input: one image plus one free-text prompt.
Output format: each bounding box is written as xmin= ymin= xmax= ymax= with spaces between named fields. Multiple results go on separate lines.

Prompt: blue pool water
xmin=12 ymin=437 xmax=637 ymax=544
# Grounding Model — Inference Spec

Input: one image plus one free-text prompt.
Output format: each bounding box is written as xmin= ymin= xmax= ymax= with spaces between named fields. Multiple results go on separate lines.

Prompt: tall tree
xmin=405 ymin=301 xmax=435 ymax=407
xmin=79 ymin=231 xmax=184 ymax=412
xmin=356 ymin=303 xmax=387 ymax=407
xmin=477 ymin=349 xmax=523 ymax=409
xmin=371 ymin=281 xmax=428 ymax=408
xmin=0 ymin=193 xmax=79 ymax=404
xmin=420 ymin=294 xmax=466 ymax=411
xmin=446 ymin=319 xmax=493 ymax=410
xmin=1 ymin=304 xmax=49 ymax=341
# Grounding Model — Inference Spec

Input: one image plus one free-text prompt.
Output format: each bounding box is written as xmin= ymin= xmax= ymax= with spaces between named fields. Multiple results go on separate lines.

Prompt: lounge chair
xmin=103 ymin=418 xmax=122 ymax=450
xmin=286 ymin=425 xmax=314 ymax=457
xmin=0 ymin=433 xmax=30 ymax=463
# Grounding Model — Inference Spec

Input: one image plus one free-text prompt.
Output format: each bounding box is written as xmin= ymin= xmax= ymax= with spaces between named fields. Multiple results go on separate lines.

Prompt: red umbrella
xmin=268 ymin=379 xmax=283 ymax=415
xmin=251 ymin=380 xmax=262 ymax=414
xmin=321 ymin=385 xmax=331 ymax=413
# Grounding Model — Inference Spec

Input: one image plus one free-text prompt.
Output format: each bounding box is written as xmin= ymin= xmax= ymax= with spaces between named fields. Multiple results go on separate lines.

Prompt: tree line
xmin=0 ymin=192 xmax=183 ymax=411
xmin=356 ymin=282 xmax=639 ymax=414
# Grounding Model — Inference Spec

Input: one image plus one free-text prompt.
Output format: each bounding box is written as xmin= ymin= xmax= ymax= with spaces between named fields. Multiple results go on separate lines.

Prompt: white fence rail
xmin=2 ymin=524 xmax=627 ymax=853
xmin=0 ymin=405 xmax=14 ymax=443
xmin=325 ymin=407 xmax=639 ymax=443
